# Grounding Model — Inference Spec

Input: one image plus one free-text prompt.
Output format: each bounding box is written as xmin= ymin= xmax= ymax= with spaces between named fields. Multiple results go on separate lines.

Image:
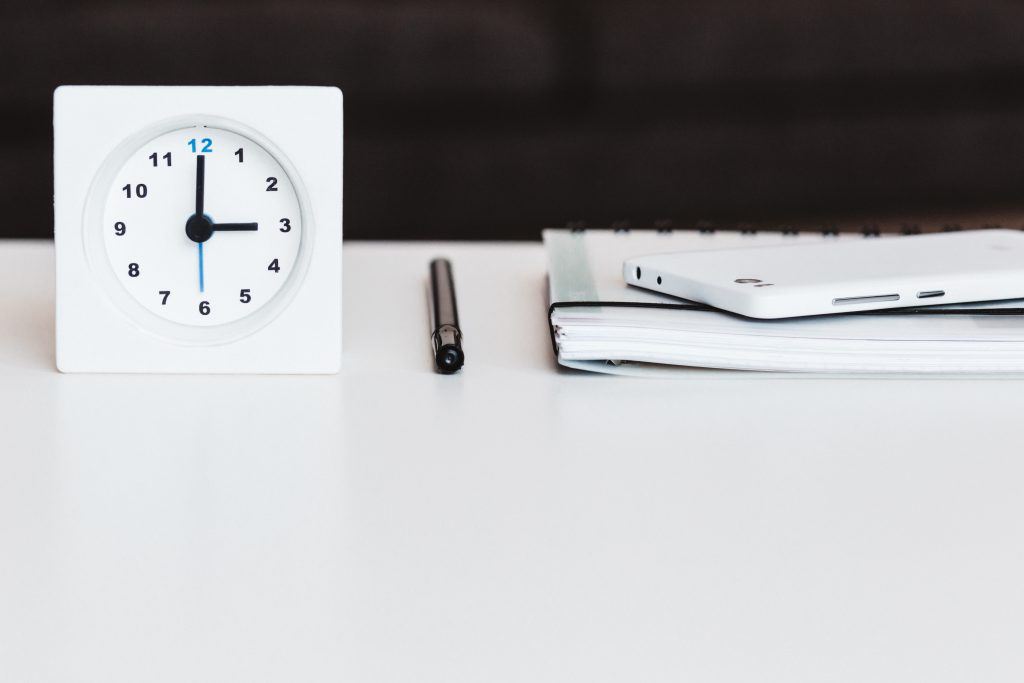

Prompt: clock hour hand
xmin=212 ymin=222 xmax=259 ymax=232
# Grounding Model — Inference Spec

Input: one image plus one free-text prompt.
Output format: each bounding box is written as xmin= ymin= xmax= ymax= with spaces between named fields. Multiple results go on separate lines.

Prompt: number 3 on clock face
xmin=102 ymin=126 xmax=302 ymax=327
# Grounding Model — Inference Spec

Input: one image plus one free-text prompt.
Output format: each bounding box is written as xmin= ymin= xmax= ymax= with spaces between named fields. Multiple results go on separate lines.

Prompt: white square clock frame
xmin=54 ymin=86 xmax=342 ymax=373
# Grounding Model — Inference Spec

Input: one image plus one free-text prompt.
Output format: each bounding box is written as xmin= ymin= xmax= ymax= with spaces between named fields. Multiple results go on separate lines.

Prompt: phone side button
xmin=917 ymin=290 xmax=945 ymax=299
xmin=832 ymin=294 xmax=900 ymax=306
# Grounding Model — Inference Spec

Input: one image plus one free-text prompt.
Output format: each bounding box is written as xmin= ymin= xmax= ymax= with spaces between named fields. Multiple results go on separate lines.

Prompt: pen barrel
xmin=430 ymin=258 xmax=464 ymax=373
xmin=430 ymin=258 xmax=459 ymax=329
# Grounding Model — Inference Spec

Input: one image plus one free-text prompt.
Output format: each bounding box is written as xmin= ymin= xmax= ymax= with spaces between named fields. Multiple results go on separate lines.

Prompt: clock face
xmin=101 ymin=125 xmax=302 ymax=327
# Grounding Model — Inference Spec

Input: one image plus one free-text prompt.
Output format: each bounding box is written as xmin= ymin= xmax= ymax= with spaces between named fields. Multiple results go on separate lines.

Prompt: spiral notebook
xmin=544 ymin=219 xmax=1024 ymax=375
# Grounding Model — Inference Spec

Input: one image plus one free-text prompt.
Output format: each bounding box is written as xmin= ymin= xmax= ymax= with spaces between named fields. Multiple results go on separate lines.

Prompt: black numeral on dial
xmin=149 ymin=152 xmax=172 ymax=167
xmin=199 ymin=301 xmax=211 ymax=316
xmin=128 ymin=263 xmax=140 ymax=277
xmin=268 ymin=258 xmax=280 ymax=273
xmin=122 ymin=183 xmax=148 ymax=199
xmin=266 ymin=177 xmax=278 ymax=192
xmin=279 ymin=218 xmax=291 ymax=233
xmin=114 ymin=221 xmax=126 ymax=236
xmin=234 ymin=148 xmax=244 ymax=163
xmin=159 ymin=290 xmax=170 ymax=305
xmin=240 ymin=288 xmax=252 ymax=304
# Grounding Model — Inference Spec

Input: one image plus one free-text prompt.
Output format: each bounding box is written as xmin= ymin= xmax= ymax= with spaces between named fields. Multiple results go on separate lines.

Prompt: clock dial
xmin=102 ymin=126 xmax=302 ymax=327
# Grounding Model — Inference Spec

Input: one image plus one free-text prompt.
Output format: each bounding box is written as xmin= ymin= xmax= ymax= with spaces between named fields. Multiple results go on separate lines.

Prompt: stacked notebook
xmin=545 ymin=223 xmax=1024 ymax=375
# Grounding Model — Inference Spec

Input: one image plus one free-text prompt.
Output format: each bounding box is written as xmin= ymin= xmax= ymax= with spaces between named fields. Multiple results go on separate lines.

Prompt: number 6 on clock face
xmin=102 ymin=126 xmax=301 ymax=327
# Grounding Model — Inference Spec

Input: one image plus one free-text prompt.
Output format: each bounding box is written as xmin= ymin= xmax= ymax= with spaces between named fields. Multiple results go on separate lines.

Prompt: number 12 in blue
xmin=188 ymin=138 xmax=213 ymax=153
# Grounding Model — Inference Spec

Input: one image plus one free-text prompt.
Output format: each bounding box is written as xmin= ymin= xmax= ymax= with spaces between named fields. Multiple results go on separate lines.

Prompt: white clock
xmin=54 ymin=86 xmax=343 ymax=373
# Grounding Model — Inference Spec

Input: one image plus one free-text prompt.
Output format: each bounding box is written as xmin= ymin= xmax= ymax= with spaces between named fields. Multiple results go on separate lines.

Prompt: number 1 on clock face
xmin=101 ymin=126 xmax=303 ymax=327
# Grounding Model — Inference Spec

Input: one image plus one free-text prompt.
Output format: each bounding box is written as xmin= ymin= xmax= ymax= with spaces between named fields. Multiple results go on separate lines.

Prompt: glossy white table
xmin=2 ymin=240 xmax=1023 ymax=682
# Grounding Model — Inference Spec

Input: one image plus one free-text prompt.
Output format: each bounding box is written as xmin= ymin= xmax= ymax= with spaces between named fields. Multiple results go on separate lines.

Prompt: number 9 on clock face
xmin=102 ymin=126 xmax=302 ymax=326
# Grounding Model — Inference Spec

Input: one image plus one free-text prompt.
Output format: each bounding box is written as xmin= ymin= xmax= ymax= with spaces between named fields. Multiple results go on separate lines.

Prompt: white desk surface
xmin=2 ymin=239 xmax=1023 ymax=682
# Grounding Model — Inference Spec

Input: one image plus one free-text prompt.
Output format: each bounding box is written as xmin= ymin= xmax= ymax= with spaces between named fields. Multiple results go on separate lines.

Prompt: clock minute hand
xmin=212 ymin=222 xmax=259 ymax=232
xmin=185 ymin=155 xmax=213 ymax=244
xmin=195 ymin=154 xmax=205 ymax=216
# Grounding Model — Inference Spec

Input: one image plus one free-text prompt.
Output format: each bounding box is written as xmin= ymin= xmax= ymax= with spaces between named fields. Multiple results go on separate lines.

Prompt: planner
xmin=544 ymin=219 xmax=1024 ymax=375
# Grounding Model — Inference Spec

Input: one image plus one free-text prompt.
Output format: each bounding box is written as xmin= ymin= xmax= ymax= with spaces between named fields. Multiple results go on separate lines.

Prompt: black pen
xmin=429 ymin=258 xmax=465 ymax=373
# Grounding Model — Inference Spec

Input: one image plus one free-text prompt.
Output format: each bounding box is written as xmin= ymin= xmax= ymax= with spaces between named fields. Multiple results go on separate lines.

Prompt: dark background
xmin=6 ymin=0 xmax=1024 ymax=240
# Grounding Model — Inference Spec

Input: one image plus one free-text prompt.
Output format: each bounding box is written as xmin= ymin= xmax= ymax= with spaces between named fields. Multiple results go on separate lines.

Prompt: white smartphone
xmin=623 ymin=229 xmax=1024 ymax=319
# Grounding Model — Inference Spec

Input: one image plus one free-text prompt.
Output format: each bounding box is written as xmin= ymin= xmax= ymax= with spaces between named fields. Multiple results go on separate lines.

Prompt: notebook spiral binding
xmin=564 ymin=219 xmax=1019 ymax=237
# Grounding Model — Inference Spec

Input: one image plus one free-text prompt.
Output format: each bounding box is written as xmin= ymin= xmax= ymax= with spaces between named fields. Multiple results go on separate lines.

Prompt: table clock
xmin=54 ymin=86 xmax=342 ymax=373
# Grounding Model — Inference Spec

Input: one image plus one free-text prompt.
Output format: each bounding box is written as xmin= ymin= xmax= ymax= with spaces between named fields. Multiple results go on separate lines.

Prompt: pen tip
xmin=436 ymin=346 xmax=465 ymax=373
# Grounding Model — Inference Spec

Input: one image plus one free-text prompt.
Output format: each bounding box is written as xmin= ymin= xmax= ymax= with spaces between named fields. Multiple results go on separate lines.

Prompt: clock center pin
xmin=186 ymin=213 xmax=214 ymax=243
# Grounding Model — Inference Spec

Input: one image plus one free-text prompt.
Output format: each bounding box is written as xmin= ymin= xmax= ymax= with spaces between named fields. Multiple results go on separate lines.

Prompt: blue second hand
xmin=199 ymin=242 xmax=205 ymax=293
